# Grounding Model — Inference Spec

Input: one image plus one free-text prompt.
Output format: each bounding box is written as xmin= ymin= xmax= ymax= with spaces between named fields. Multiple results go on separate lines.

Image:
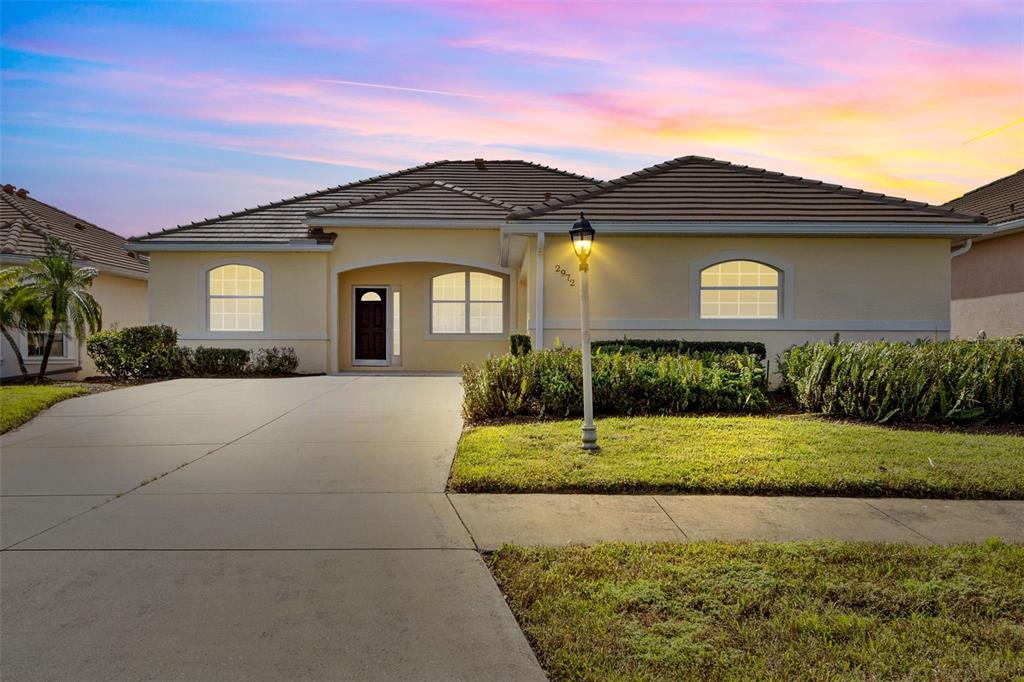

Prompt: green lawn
xmin=491 ymin=541 xmax=1024 ymax=681
xmin=0 ymin=384 xmax=88 ymax=433
xmin=452 ymin=416 xmax=1024 ymax=499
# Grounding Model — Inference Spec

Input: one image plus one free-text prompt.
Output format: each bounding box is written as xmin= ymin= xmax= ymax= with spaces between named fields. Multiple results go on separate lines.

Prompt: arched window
xmin=359 ymin=291 xmax=382 ymax=302
xmin=208 ymin=264 xmax=265 ymax=331
xmin=431 ymin=271 xmax=504 ymax=334
xmin=700 ymin=260 xmax=780 ymax=319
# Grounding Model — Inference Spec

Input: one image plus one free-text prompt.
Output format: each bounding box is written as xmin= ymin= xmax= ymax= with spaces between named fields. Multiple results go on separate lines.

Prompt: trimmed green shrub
xmin=462 ymin=348 xmax=767 ymax=420
xmin=86 ymin=325 xmax=187 ymax=379
xmin=592 ymin=338 xmax=768 ymax=361
xmin=190 ymin=347 xmax=251 ymax=376
xmin=510 ymin=334 xmax=532 ymax=356
xmin=779 ymin=339 xmax=1024 ymax=423
xmin=251 ymin=347 xmax=299 ymax=375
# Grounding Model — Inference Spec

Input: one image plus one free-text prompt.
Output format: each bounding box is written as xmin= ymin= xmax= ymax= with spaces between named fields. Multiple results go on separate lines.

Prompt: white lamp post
xmin=570 ymin=212 xmax=598 ymax=450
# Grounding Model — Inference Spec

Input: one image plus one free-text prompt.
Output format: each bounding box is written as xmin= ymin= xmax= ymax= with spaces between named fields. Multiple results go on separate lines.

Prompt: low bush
xmin=86 ymin=324 xmax=186 ymax=379
xmin=780 ymin=338 xmax=1024 ymax=423
xmin=462 ymin=348 xmax=767 ymax=420
xmin=592 ymin=338 xmax=768 ymax=361
xmin=190 ymin=347 xmax=251 ymax=376
xmin=250 ymin=347 xmax=299 ymax=375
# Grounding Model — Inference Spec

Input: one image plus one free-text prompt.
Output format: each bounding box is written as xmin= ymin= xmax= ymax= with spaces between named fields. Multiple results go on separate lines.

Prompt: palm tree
xmin=0 ymin=268 xmax=46 ymax=376
xmin=17 ymin=235 xmax=102 ymax=381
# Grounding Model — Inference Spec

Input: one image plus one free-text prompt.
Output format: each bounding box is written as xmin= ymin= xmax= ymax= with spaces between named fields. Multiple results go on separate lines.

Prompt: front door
xmin=354 ymin=287 xmax=388 ymax=364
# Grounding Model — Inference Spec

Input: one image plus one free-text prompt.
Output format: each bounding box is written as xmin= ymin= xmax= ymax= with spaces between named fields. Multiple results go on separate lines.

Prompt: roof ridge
xmin=942 ymin=168 xmax=1024 ymax=207
xmin=141 ymin=159 xmax=601 ymax=240
xmin=0 ymin=190 xmax=50 ymax=227
xmin=511 ymin=155 xmax=983 ymax=222
xmin=306 ymin=180 xmax=517 ymax=218
xmin=141 ymin=160 xmax=456 ymax=238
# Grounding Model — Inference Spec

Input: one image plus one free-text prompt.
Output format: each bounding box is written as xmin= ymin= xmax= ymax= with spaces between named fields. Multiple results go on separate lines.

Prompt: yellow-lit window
xmin=431 ymin=271 xmax=503 ymax=334
xmin=209 ymin=264 xmax=265 ymax=331
xmin=699 ymin=260 xmax=780 ymax=319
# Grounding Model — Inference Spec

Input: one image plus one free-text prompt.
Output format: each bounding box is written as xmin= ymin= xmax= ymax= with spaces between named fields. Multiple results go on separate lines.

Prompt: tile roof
xmin=308 ymin=181 xmax=516 ymax=221
xmin=136 ymin=160 xmax=598 ymax=243
xmin=510 ymin=156 xmax=983 ymax=224
xmin=943 ymin=169 xmax=1024 ymax=225
xmin=0 ymin=186 xmax=149 ymax=275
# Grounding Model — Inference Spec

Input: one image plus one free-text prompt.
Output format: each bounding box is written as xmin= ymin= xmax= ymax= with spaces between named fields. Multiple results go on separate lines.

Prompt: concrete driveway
xmin=1 ymin=376 xmax=544 ymax=681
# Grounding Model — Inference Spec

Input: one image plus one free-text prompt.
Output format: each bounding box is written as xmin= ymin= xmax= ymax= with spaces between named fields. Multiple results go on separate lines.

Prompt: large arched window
xmin=431 ymin=271 xmax=504 ymax=334
xmin=208 ymin=264 xmax=265 ymax=331
xmin=700 ymin=260 xmax=780 ymax=319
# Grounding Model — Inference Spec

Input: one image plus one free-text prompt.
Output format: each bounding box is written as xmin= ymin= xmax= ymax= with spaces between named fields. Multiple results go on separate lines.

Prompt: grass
xmin=490 ymin=541 xmax=1024 ymax=681
xmin=0 ymin=384 xmax=89 ymax=433
xmin=451 ymin=415 xmax=1024 ymax=499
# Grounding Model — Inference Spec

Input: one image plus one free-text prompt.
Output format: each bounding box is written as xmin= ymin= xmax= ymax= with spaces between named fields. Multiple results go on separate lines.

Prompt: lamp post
xmin=570 ymin=212 xmax=598 ymax=451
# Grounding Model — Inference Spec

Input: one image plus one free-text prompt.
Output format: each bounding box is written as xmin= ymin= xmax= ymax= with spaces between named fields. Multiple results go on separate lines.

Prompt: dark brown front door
xmin=355 ymin=288 xmax=387 ymax=361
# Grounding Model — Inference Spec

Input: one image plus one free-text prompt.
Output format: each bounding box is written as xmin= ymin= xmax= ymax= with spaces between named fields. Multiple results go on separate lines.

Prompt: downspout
xmin=950 ymin=239 xmax=972 ymax=259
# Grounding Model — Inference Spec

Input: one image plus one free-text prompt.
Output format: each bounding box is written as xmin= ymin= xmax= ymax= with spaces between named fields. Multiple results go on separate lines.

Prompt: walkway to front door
xmin=1 ymin=376 xmax=544 ymax=681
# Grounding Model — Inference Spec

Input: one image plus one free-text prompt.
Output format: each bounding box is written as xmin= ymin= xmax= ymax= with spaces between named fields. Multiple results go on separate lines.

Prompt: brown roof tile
xmin=511 ymin=156 xmax=983 ymax=224
xmin=0 ymin=189 xmax=148 ymax=275
xmin=943 ymin=169 xmax=1024 ymax=225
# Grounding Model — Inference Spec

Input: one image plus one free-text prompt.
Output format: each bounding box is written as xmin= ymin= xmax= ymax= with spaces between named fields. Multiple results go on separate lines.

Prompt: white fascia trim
xmin=502 ymin=222 xmax=990 ymax=238
xmin=128 ymin=240 xmax=335 ymax=253
xmin=529 ymin=318 xmax=951 ymax=332
xmin=0 ymin=254 xmax=148 ymax=280
xmin=179 ymin=332 xmax=328 ymax=341
xmin=305 ymin=218 xmax=505 ymax=229
xmin=973 ymin=217 xmax=1024 ymax=242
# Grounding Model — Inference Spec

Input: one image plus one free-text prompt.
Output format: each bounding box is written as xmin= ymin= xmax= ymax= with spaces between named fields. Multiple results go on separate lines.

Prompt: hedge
xmin=779 ymin=338 xmax=1024 ymax=423
xmin=463 ymin=348 xmax=767 ymax=420
xmin=591 ymin=338 xmax=768 ymax=361
xmin=87 ymin=325 xmax=299 ymax=379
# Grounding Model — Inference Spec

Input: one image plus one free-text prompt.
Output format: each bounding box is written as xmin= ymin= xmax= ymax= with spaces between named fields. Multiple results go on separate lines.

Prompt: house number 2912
xmin=554 ymin=265 xmax=576 ymax=287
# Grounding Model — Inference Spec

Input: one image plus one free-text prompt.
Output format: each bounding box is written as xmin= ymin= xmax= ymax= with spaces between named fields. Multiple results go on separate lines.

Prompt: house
xmin=1 ymin=185 xmax=149 ymax=378
xmin=944 ymin=169 xmax=1024 ymax=339
xmin=129 ymin=156 xmax=986 ymax=375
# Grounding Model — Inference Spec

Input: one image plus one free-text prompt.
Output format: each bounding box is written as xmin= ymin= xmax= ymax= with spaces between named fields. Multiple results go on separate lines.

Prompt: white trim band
xmin=529 ymin=318 xmax=951 ymax=332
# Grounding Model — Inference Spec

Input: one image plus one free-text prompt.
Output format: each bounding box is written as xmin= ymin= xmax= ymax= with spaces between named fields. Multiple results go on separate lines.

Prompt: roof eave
xmin=0 ymin=253 xmax=149 ymax=280
xmin=127 ymin=239 xmax=336 ymax=253
xmin=501 ymin=221 xmax=992 ymax=239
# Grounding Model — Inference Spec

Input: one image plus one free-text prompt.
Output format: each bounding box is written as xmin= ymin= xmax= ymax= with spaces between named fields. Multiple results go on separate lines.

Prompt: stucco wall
xmin=951 ymin=231 xmax=1024 ymax=338
xmin=1 ymin=271 xmax=148 ymax=380
xmin=529 ymin=235 xmax=952 ymax=377
xmin=147 ymin=251 xmax=329 ymax=373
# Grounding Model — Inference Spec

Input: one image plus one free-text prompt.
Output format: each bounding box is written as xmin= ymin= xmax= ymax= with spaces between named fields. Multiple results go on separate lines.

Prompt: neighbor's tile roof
xmin=135 ymin=160 xmax=598 ymax=244
xmin=943 ymin=169 xmax=1024 ymax=225
xmin=309 ymin=181 xmax=516 ymax=221
xmin=510 ymin=156 xmax=983 ymax=224
xmin=0 ymin=186 xmax=149 ymax=275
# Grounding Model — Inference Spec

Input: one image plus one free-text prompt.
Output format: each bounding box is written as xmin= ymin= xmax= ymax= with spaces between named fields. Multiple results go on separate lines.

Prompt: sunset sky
xmin=2 ymin=1 xmax=1022 ymax=237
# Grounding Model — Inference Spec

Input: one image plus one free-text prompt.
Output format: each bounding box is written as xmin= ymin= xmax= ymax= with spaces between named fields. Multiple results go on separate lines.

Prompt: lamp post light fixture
xmin=569 ymin=212 xmax=598 ymax=451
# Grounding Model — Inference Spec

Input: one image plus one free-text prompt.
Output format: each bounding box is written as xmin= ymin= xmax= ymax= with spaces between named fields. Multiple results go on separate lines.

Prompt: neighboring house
xmin=1 ymin=185 xmax=149 ymax=378
xmin=129 ymin=156 xmax=985 ymax=375
xmin=944 ymin=169 xmax=1024 ymax=339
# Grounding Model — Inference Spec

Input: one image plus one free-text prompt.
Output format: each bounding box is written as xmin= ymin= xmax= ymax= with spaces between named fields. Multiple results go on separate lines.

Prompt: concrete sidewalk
xmin=449 ymin=493 xmax=1024 ymax=550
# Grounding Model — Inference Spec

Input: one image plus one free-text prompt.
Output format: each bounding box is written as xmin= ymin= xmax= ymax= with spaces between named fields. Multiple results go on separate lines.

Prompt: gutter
xmin=127 ymin=240 xmax=335 ymax=253
xmin=501 ymin=221 xmax=991 ymax=239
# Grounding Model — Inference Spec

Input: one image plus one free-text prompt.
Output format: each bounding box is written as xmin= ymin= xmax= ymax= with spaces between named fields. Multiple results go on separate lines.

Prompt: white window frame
xmin=201 ymin=260 xmax=270 ymax=337
xmin=427 ymin=270 xmax=507 ymax=339
xmin=699 ymin=260 xmax=781 ymax=320
xmin=688 ymin=250 xmax=794 ymax=328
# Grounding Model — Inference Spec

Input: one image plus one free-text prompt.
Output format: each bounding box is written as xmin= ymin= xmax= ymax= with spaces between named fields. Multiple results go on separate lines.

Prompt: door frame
xmin=351 ymin=284 xmax=392 ymax=367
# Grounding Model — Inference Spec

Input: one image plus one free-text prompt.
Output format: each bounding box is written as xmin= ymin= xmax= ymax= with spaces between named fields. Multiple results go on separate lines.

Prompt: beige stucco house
xmin=129 ymin=156 xmax=986 ymax=375
xmin=945 ymin=169 xmax=1024 ymax=339
xmin=1 ymin=185 xmax=149 ymax=379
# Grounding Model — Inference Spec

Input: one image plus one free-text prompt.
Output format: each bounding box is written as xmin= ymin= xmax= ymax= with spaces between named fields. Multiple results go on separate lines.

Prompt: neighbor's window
xmin=27 ymin=332 xmax=65 ymax=357
xmin=430 ymin=271 xmax=504 ymax=334
xmin=700 ymin=260 xmax=780 ymax=319
xmin=209 ymin=264 xmax=265 ymax=332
